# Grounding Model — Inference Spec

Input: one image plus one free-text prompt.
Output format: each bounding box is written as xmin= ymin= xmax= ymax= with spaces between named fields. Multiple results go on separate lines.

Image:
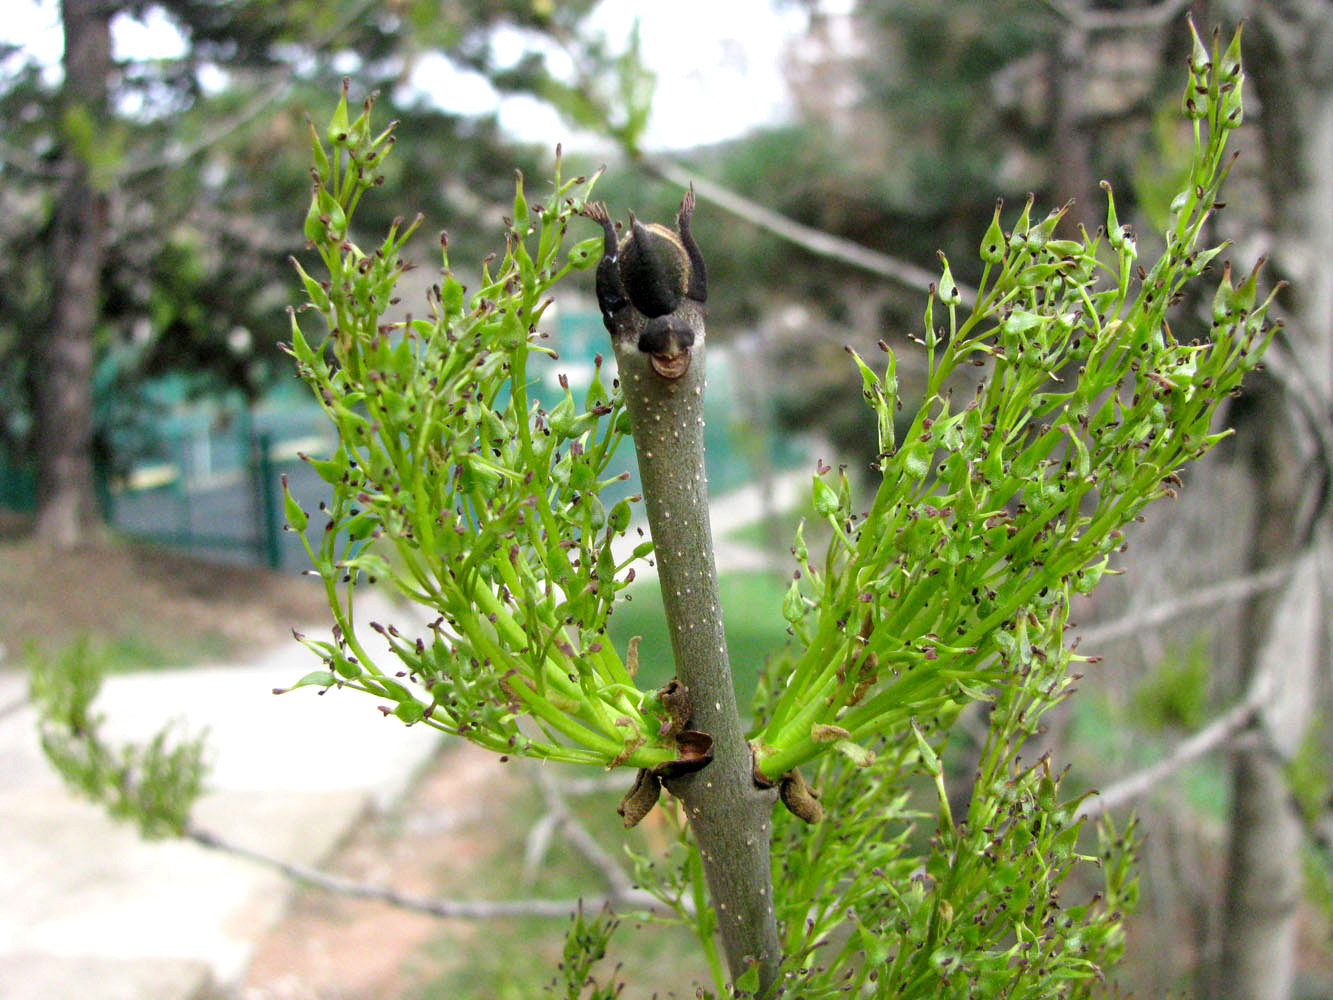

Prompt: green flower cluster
xmin=751 ymin=23 xmax=1275 ymax=784
xmin=768 ymin=726 xmax=1139 ymax=998
xmin=29 ymin=641 xmax=209 ymax=840
xmin=284 ymin=85 xmax=677 ymax=770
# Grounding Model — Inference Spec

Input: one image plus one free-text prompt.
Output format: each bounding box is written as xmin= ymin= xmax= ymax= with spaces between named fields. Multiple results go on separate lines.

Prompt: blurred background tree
xmin=0 ymin=0 xmax=606 ymax=548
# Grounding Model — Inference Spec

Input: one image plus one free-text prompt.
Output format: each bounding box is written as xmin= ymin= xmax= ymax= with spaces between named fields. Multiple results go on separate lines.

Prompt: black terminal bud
xmin=620 ymin=215 xmax=691 ymax=318
xmin=584 ymin=187 xmax=706 ymax=380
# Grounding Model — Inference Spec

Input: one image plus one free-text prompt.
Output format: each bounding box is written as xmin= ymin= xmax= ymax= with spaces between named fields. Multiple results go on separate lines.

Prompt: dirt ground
xmin=239 ymin=742 xmax=518 ymax=1000
xmin=238 ymin=742 xmax=705 ymax=1000
xmin=0 ymin=512 xmax=331 ymax=669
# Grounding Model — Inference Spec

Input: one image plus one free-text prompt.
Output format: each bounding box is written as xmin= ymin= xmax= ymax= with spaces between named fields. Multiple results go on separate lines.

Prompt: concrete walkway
xmin=0 ymin=592 xmax=444 ymax=1000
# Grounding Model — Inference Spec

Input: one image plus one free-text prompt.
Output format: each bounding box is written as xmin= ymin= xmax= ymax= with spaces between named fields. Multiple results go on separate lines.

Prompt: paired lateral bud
xmin=617 ymin=728 xmax=715 ymax=828
xmin=617 ymin=680 xmax=708 ymax=828
xmin=751 ymin=745 xmax=823 ymax=825
xmin=778 ymin=769 xmax=823 ymax=824
xmin=656 ymin=678 xmax=692 ymax=737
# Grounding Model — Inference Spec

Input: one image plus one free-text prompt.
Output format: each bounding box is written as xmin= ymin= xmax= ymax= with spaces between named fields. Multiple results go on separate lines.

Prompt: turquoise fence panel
xmin=3 ymin=309 xmax=806 ymax=570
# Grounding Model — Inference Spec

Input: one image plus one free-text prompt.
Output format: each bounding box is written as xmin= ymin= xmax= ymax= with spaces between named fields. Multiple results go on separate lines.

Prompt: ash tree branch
xmin=588 ymin=190 xmax=784 ymax=994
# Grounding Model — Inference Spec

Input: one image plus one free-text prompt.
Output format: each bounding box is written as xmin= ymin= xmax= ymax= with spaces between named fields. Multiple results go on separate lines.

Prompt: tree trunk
xmin=1050 ymin=20 xmax=1097 ymax=237
xmin=1217 ymin=537 xmax=1326 ymax=1000
xmin=34 ymin=0 xmax=113 ymax=548
xmin=1214 ymin=5 xmax=1333 ymax=997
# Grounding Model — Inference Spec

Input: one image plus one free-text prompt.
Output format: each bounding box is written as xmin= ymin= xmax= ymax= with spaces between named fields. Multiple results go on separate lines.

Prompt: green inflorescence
xmin=738 ymin=21 xmax=1266 ymax=999
xmin=751 ymin=22 xmax=1275 ymax=784
xmin=285 ymin=84 xmax=677 ymax=771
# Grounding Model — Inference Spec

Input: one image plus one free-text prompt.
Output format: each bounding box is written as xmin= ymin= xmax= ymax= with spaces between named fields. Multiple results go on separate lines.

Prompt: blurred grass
xmin=723 ymin=502 xmax=815 ymax=552
xmin=1066 ymin=692 xmax=1231 ymax=820
xmin=607 ymin=570 xmax=794 ymax=708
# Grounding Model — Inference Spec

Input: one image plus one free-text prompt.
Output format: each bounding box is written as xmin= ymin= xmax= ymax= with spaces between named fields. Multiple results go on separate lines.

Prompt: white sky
xmin=0 ymin=0 xmax=852 ymax=151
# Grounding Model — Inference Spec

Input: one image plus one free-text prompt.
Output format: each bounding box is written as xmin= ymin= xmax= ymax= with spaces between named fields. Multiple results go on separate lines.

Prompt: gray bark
xmin=1050 ymin=21 xmax=1097 ymax=237
xmin=1217 ymin=543 xmax=1327 ymax=1000
xmin=613 ymin=310 xmax=784 ymax=994
xmin=34 ymin=0 xmax=112 ymax=548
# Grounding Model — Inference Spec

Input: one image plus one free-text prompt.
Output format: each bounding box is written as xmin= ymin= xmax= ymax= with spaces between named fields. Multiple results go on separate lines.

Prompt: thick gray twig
xmin=596 ymin=190 xmax=784 ymax=993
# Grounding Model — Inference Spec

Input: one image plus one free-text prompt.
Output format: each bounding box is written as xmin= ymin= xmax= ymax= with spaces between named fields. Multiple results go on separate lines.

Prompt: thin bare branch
xmin=522 ymin=811 xmax=561 ymax=884
xmin=639 ymin=156 xmax=974 ymax=306
xmin=533 ymin=765 xmax=637 ymax=900
xmin=1043 ymin=0 xmax=1191 ymax=31
xmin=183 ymin=821 xmax=674 ymax=919
xmin=125 ymin=0 xmax=384 ymax=178
xmin=1076 ymin=671 xmax=1274 ymax=821
xmin=1074 ymin=564 xmax=1293 ymax=648
xmin=1 ymin=1 xmax=381 ymax=183
xmin=181 ymin=202 xmax=303 ymax=254
xmin=119 ymin=65 xmax=309 ymax=181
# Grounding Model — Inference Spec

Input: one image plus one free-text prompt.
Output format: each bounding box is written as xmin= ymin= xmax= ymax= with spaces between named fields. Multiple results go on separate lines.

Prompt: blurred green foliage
xmin=28 ymin=639 xmax=210 ymax=838
xmin=608 ymin=571 xmax=793 ymax=707
xmin=1131 ymin=638 xmax=1212 ymax=730
xmin=0 ymin=0 xmax=617 ymax=465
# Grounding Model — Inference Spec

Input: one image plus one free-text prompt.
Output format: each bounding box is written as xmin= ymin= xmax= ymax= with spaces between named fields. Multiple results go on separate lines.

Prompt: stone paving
xmin=0 ymin=592 xmax=443 ymax=1000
